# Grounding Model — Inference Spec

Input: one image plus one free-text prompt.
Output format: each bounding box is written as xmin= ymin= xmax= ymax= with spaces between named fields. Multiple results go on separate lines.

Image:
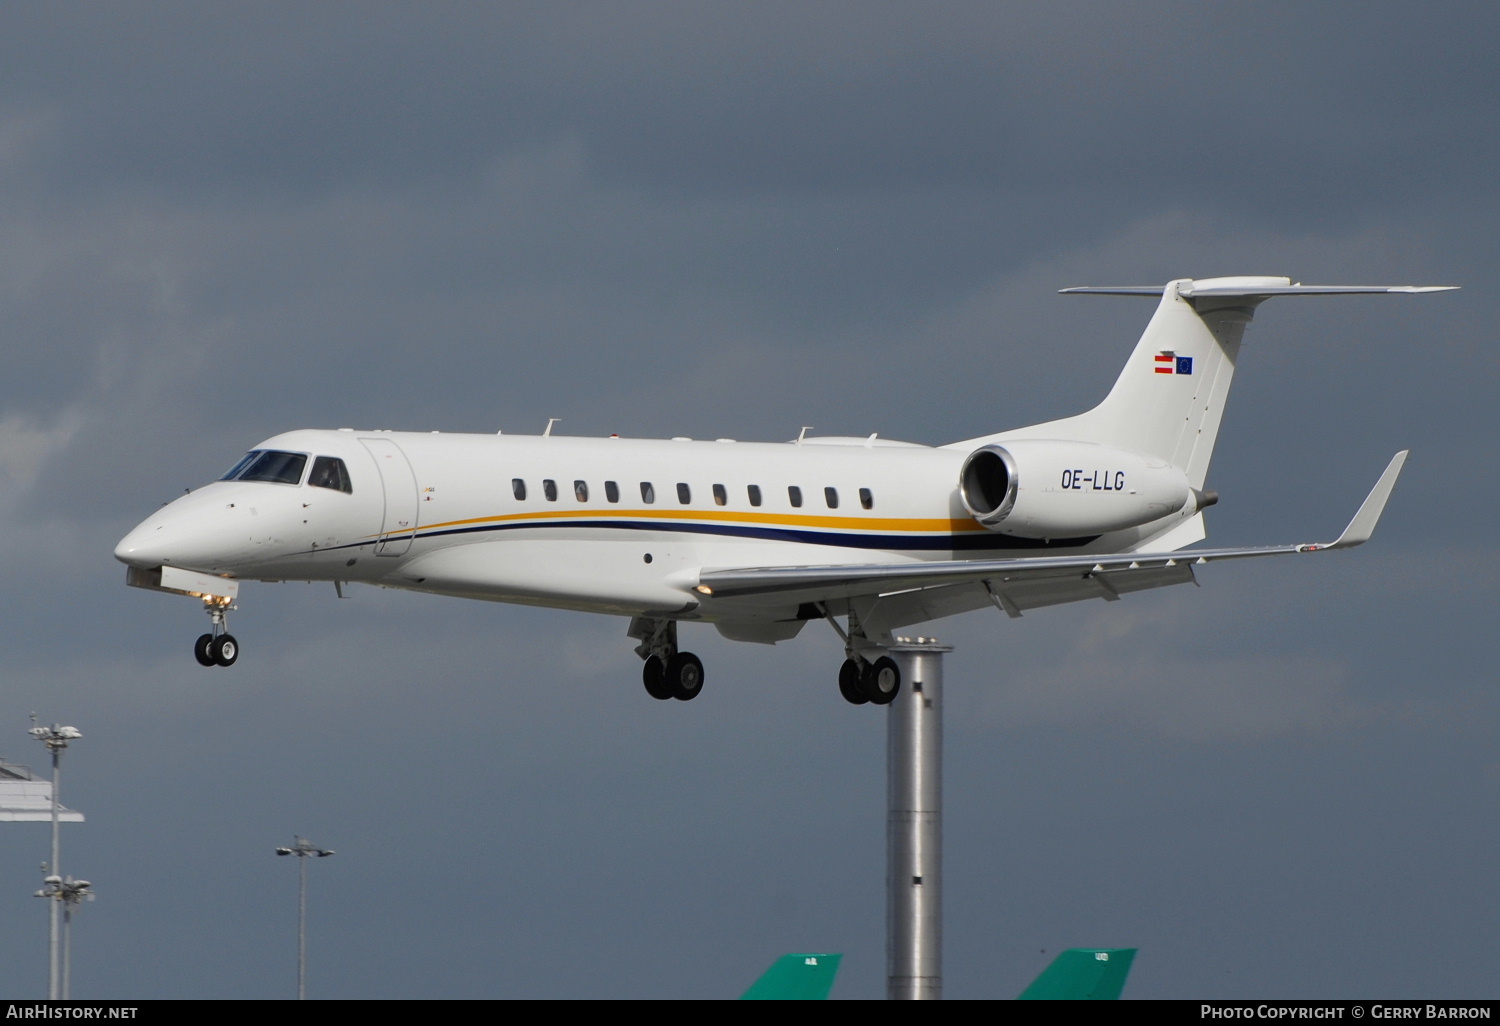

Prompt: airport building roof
xmin=0 ymin=758 xmax=84 ymax=823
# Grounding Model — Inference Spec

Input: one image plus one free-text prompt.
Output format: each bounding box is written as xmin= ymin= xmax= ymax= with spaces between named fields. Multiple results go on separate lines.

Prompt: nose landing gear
xmin=194 ymin=599 xmax=239 ymax=668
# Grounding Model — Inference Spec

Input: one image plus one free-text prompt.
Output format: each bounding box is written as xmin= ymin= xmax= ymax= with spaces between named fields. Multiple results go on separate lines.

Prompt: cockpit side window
xmin=308 ymin=456 xmax=353 ymax=493
xmin=220 ymin=451 xmax=261 ymax=481
xmin=230 ymin=450 xmax=308 ymax=485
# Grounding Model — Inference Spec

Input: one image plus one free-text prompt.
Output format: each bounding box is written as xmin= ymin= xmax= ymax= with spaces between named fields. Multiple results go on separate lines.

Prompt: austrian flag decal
xmin=1155 ymin=351 xmax=1193 ymax=375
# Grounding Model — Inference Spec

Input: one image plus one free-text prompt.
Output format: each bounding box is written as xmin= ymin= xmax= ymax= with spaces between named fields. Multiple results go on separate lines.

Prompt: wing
xmin=697 ymin=452 xmax=1407 ymax=621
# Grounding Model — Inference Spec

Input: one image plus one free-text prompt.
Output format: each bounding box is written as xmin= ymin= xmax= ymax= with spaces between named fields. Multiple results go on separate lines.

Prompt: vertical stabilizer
xmin=963 ymin=276 xmax=1455 ymax=490
xmin=1017 ymin=947 xmax=1137 ymax=1000
xmin=739 ymin=953 xmax=842 ymax=1000
xmin=990 ymin=277 xmax=1271 ymax=489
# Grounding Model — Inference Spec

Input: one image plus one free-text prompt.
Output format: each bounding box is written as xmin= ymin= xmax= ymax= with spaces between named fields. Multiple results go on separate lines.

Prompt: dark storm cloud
xmin=5 ymin=4 xmax=1496 ymax=221
xmin=0 ymin=1 xmax=1493 ymax=1001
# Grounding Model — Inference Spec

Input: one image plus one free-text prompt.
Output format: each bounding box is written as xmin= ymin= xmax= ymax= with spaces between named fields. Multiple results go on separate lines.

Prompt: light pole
xmin=28 ymin=721 xmax=81 ymax=1000
xmin=886 ymin=638 xmax=949 ymax=1001
xmin=276 ymin=837 xmax=334 ymax=1000
xmin=36 ymin=875 xmax=93 ymax=999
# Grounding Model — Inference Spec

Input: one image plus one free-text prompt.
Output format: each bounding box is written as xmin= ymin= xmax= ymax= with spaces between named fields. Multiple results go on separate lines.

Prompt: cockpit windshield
xmin=219 ymin=450 xmax=308 ymax=485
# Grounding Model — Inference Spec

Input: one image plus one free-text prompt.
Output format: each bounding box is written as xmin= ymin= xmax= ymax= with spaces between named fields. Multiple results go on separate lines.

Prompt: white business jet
xmin=115 ymin=276 xmax=1454 ymax=705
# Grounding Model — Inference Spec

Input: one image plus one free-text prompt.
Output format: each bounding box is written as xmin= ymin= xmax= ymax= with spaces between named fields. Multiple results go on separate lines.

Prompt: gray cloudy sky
xmin=0 ymin=2 xmax=1494 ymax=1000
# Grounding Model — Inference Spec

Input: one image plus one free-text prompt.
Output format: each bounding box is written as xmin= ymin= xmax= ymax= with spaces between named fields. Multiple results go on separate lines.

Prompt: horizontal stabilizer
xmin=1061 ymin=280 xmax=1458 ymax=298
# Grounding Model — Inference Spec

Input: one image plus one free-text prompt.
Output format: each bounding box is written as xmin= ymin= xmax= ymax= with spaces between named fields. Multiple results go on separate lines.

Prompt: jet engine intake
xmin=958 ymin=445 xmax=1019 ymax=529
xmin=959 ymin=440 xmax=1195 ymax=538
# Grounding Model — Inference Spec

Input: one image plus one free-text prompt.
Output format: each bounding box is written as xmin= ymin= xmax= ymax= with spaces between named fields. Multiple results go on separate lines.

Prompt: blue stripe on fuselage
xmin=331 ymin=517 xmax=1096 ymax=553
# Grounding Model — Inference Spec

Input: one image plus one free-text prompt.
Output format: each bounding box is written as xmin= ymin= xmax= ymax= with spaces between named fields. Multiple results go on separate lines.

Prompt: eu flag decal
xmin=1154 ymin=352 xmax=1193 ymax=375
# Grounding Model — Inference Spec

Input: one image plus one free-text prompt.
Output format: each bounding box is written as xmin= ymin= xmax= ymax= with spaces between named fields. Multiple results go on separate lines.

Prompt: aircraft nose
xmin=115 ymin=490 xmax=247 ymax=570
xmin=114 ymin=519 xmax=172 ymax=567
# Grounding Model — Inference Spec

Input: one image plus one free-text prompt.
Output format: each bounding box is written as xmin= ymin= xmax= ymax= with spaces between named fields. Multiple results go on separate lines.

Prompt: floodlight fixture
xmin=29 ymin=718 xmax=82 ymax=1000
xmin=35 ymin=875 xmax=94 ymax=998
xmin=276 ymin=836 xmax=335 ymax=999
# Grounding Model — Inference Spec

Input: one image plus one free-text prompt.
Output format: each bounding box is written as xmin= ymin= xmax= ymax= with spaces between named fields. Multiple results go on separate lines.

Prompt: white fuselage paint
xmin=114 ymin=427 xmax=1193 ymax=627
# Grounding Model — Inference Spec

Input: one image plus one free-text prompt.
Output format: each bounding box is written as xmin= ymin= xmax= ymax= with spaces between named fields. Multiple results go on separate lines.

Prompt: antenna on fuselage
xmin=796 ymin=426 xmax=814 ymax=444
xmin=543 ymin=418 xmax=560 ymax=437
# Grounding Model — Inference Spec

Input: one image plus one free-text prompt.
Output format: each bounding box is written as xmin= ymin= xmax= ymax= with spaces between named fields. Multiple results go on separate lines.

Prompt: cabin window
xmin=543 ymin=479 xmax=558 ymax=501
xmin=226 ymin=450 xmax=307 ymax=486
xmin=605 ymin=481 xmax=620 ymax=503
xmin=747 ymin=484 xmax=762 ymax=507
xmin=512 ymin=478 xmax=527 ymax=501
xmin=640 ymin=482 xmax=655 ymax=504
xmin=308 ymin=456 xmax=353 ymax=494
xmin=824 ymin=487 xmax=839 ymax=509
xmin=788 ymin=486 xmax=802 ymax=508
xmin=712 ymin=483 xmax=727 ymax=506
xmin=676 ymin=482 xmax=691 ymax=504
xmin=574 ymin=480 xmax=589 ymax=502
xmin=859 ymin=487 xmax=874 ymax=510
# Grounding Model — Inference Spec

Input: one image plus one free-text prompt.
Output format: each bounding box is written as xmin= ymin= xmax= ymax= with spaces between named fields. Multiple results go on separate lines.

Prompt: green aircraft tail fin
xmin=1017 ymin=948 xmax=1136 ymax=1000
xmin=739 ymin=953 xmax=842 ymax=1000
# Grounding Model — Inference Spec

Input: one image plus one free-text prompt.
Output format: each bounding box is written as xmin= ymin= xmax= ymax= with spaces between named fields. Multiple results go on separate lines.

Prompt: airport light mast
xmin=28 ymin=720 xmax=81 ymax=1000
xmin=276 ymin=836 xmax=334 ymax=1000
xmin=36 ymin=875 xmax=93 ymax=999
xmin=886 ymin=639 xmax=948 ymax=1000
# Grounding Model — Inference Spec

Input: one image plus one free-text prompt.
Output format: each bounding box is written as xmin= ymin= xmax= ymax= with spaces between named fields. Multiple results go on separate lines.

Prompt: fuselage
xmin=114 ymin=427 xmax=1176 ymax=624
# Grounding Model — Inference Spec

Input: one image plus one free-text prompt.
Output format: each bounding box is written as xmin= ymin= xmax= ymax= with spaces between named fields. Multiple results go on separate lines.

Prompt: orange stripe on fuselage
xmin=371 ymin=507 xmax=986 ymax=540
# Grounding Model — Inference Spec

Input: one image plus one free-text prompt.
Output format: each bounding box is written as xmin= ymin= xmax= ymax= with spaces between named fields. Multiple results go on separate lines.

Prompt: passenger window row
xmin=509 ymin=478 xmax=875 ymax=510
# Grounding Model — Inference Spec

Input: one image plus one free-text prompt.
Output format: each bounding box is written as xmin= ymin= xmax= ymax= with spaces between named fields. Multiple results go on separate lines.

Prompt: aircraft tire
xmin=642 ymin=655 xmax=672 ymax=700
xmin=665 ymin=652 xmax=704 ymax=701
xmin=838 ymin=659 xmax=869 ymax=705
xmin=194 ymin=634 xmax=216 ymax=667
xmin=211 ymin=634 xmax=239 ymax=668
xmin=861 ymin=656 xmax=900 ymax=705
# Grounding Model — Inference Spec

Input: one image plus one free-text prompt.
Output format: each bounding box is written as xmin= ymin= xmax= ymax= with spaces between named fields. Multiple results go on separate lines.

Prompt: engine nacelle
xmin=959 ymin=440 xmax=1195 ymax=538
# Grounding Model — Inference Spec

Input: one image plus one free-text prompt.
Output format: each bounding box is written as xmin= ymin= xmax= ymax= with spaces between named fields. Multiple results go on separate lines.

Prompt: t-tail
xmin=1017 ymin=947 xmax=1137 ymax=1000
xmin=739 ymin=953 xmax=842 ymax=1000
xmin=971 ymin=276 xmax=1457 ymax=490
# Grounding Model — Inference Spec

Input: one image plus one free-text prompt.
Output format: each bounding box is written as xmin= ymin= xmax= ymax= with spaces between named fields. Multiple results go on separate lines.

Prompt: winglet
xmin=1309 ymin=451 xmax=1409 ymax=551
xmin=740 ymin=953 xmax=842 ymax=1000
xmin=1018 ymin=948 xmax=1137 ymax=1000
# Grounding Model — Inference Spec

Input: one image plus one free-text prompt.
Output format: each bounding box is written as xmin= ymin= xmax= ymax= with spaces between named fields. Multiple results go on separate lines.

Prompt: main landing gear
xmin=625 ymin=613 xmax=902 ymax=707
xmin=630 ymin=618 xmax=703 ymax=701
xmin=193 ymin=599 xmax=239 ymax=668
xmin=837 ymin=656 xmax=901 ymax=706
xmin=643 ymin=652 xmax=704 ymax=701
xmin=818 ymin=603 xmax=901 ymax=707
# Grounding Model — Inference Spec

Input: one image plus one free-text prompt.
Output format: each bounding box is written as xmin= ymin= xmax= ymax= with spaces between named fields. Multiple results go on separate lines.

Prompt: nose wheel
xmin=194 ymin=602 xmax=240 ymax=668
